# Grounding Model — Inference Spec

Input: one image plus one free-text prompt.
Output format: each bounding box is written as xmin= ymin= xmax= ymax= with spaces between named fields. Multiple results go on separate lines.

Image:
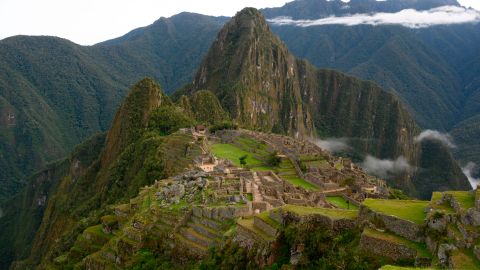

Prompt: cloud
xmin=462 ymin=162 xmax=480 ymax=189
xmin=360 ymin=155 xmax=412 ymax=179
xmin=414 ymin=129 xmax=456 ymax=148
xmin=268 ymin=6 xmax=480 ymax=28
xmin=313 ymin=137 xmax=350 ymax=152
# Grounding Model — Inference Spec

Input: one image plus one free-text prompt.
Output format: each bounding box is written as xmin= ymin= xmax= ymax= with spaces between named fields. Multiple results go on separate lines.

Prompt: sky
xmin=0 ymin=0 xmax=479 ymax=45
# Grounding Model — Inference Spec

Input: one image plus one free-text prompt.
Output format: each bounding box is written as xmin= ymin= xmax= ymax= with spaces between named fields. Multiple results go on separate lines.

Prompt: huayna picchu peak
xmin=1 ymin=2 xmax=480 ymax=270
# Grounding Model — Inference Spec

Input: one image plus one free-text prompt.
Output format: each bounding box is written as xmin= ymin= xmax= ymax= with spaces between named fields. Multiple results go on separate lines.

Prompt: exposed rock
xmin=427 ymin=215 xmax=447 ymax=232
xmin=156 ymin=184 xmax=185 ymax=204
xmin=437 ymin=243 xmax=456 ymax=267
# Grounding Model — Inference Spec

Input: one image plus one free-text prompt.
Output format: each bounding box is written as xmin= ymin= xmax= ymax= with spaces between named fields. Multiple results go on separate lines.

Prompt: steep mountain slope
xmin=260 ymin=0 xmax=480 ymax=171
xmin=183 ymin=8 xmax=469 ymax=198
xmin=0 ymin=133 xmax=106 ymax=269
xmin=1 ymin=78 xmax=202 ymax=269
xmin=0 ymin=13 xmax=225 ymax=202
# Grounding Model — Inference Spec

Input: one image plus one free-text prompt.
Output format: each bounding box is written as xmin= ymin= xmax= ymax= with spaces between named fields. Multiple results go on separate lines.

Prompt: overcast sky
xmin=1 ymin=0 xmax=479 ymax=45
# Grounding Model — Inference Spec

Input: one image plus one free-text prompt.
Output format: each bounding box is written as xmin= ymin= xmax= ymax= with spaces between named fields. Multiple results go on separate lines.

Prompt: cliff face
xmin=186 ymin=8 xmax=468 ymax=197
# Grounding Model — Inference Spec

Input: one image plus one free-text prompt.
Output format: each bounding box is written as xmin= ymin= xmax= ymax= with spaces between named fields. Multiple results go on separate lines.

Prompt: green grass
xmin=85 ymin=225 xmax=109 ymax=237
xmin=363 ymin=228 xmax=431 ymax=258
xmin=283 ymin=175 xmax=320 ymax=190
xmin=281 ymin=204 xmax=358 ymax=220
xmin=277 ymin=158 xmax=319 ymax=191
xmin=363 ymin=199 xmax=429 ymax=224
xmin=449 ymin=249 xmax=480 ymax=270
xmin=211 ymin=143 xmax=263 ymax=167
xmin=326 ymin=196 xmax=359 ymax=210
xmin=256 ymin=211 xmax=281 ymax=229
xmin=237 ymin=218 xmax=275 ymax=241
xmin=431 ymin=191 xmax=475 ymax=210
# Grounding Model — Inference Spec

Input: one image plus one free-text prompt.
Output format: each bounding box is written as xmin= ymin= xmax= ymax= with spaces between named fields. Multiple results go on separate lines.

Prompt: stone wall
xmin=192 ymin=205 xmax=251 ymax=221
xmin=360 ymin=233 xmax=417 ymax=261
xmin=359 ymin=205 xmax=425 ymax=242
xmin=282 ymin=210 xmax=356 ymax=232
xmin=253 ymin=216 xmax=278 ymax=237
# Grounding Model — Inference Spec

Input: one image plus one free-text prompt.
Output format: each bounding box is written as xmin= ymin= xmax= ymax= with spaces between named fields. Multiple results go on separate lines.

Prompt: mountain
xmin=259 ymin=0 xmax=480 ymax=171
xmin=0 ymin=8 xmax=473 ymax=267
xmin=0 ymin=78 xmax=203 ymax=268
xmin=262 ymin=0 xmax=460 ymax=19
xmin=181 ymin=8 xmax=469 ymax=198
xmin=2 ymin=0 xmax=479 ymax=204
xmin=0 ymin=13 xmax=225 ymax=202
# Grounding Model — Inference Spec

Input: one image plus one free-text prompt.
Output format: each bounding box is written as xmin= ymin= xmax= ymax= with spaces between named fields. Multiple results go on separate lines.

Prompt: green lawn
xmin=326 ymin=196 xmax=359 ymax=210
xmin=281 ymin=204 xmax=358 ymax=220
xmin=363 ymin=228 xmax=431 ymax=259
xmin=431 ymin=191 xmax=475 ymax=210
xmin=363 ymin=199 xmax=429 ymax=224
xmin=211 ymin=143 xmax=263 ymax=167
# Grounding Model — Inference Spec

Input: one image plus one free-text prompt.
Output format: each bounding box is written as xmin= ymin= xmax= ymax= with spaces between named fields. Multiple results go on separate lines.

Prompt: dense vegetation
xmin=0 ymin=14 xmax=226 ymax=202
xmin=0 ymin=78 xmax=201 ymax=268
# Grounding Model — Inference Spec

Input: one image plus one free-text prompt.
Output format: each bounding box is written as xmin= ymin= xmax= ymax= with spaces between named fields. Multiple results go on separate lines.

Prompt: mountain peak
xmin=227 ymin=7 xmax=270 ymax=37
xmin=101 ymin=77 xmax=171 ymax=166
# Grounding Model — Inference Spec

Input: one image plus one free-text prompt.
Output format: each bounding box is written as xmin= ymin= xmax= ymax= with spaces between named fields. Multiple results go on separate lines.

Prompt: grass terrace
xmin=326 ymin=196 xmax=359 ymax=210
xmin=276 ymin=158 xmax=320 ymax=191
xmin=363 ymin=199 xmax=429 ymax=224
xmin=363 ymin=228 xmax=431 ymax=259
xmin=211 ymin=143 xmax=263 ymax=168
xmin=431 ymin=191 xmax=475 ymax=210
xmin=281 ymin=205 xmax=358 ymax=220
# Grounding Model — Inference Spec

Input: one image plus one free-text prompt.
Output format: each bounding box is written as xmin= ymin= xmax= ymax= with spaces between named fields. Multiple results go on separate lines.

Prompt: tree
xmin=266 ymin=152 xmax=282 ymax=167
xmin=239 ymin=155 xmax=248 ymax=167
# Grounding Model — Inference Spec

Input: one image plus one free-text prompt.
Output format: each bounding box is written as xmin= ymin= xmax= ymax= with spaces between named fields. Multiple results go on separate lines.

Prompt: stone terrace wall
xmin=281 ymin=210 xmax=356 ymax=232
xmin=359 ymin=205 xmax=425 ymax=242
xmin=360 ymin=232 xmax=417 ymax=261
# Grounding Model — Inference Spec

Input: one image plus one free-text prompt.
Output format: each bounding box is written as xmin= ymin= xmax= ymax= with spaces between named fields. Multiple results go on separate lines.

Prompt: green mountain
xmin=0 ymin=78 xmax=202 ymax=268
xmin=0 ymin=9 xmax=474 ymax=268
xmin=182 ymin=8 xmax=469 ymax=198
xmin=261 ymin=0 xmax=480 ymax=170
xmin=0 ymin=14 xmax=225 ymax=202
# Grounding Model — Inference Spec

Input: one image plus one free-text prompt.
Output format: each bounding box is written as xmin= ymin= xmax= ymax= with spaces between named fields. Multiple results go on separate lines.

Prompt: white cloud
xmin=360 ymin=155 xmax=412 ymax=179
xmin=268 ymin=6 xmax=480 ymax=28
xmin=414 ymin=129 xmax=456 ymax=148
xmin=462 ymin=162 xmax=480 ymax=189
xmin=313 ymin=137 xmax=350 ymax=152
